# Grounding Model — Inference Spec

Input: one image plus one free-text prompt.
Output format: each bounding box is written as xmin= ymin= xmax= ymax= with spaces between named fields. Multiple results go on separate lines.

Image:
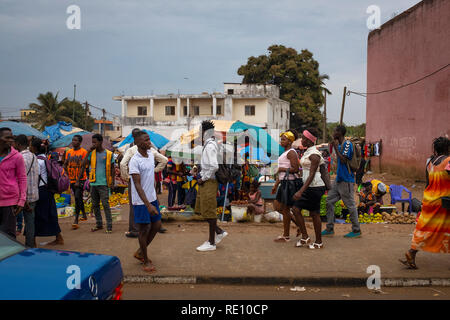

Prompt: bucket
xmin=57 ymin=206 xmax=66 ymax=216
xmin=231 ymin=206 xmax=247 ymax=222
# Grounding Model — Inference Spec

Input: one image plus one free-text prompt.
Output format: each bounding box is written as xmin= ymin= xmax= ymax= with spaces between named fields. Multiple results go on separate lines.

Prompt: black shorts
xmin=276 ymin=179 xmax=303 ymax=207
xmin=293 ymin=186 xmax=326 ymax=212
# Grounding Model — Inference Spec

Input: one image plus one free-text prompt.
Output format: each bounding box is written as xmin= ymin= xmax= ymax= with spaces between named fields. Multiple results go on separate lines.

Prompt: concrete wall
xmin=224 ymin=83 xmax=280 ymax=98
xmin=153 ymin=99 xmax=177 ymax=121
xmin=366 ymin=0 xmax=450 ymax=179
xmin=126 ymin=99 xmax=150 ymax=117
xmin=232 ymin=98 xmax=268 ymax=126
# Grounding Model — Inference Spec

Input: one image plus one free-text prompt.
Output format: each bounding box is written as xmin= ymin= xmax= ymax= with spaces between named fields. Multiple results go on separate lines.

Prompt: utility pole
xmin=323 ymin=90 xmax=327 ymax=142
xmin=84 ymin=101 xmax=89 ymax=130
xmin=101 ymin=108 xmax=106 ymax=137
xmin=339 ymin=86 xmax=347 ymax=125
xmin=72 ymin=84 xmax=76 ymax=122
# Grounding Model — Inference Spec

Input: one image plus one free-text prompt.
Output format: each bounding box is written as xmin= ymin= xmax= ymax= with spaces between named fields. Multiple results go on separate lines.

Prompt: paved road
xmin=123 ymin=284 xmax=450 ymax=300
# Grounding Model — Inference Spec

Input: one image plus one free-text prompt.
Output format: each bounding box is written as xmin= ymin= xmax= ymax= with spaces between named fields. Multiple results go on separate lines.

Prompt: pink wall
xmin=366 ymin=0 xmax=450 ymax=179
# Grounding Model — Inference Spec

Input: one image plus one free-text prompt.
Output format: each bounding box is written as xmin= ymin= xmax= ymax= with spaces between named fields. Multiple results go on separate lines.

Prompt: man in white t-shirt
xmin=128 ymin=131 xmax=161 ymax=273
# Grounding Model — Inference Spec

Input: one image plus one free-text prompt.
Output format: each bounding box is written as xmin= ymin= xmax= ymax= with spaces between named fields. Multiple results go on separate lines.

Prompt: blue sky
xmin=0 ymin=0 xmax=419 ymax=124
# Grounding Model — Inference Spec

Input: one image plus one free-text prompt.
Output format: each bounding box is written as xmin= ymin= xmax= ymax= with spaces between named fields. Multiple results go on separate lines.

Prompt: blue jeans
xmin=176 ymin=182 xmax=186 ymax=205
xmin=16 ymin=211 xmax=24 ymax=232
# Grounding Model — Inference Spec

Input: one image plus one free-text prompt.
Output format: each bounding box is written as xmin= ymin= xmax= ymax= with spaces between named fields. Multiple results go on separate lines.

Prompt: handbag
xmin=280 ymin=169 xmax=303 ymax=206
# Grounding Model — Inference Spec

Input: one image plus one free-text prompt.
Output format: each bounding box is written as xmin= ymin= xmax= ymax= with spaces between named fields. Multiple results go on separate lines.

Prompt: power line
xmin=87 ymin=103 xmax=119 ymax=117
xmin=347 ymin=63 xmax=449 ymax=97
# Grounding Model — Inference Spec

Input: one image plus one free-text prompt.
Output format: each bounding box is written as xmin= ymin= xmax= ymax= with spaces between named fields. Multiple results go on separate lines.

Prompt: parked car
xmin=0 ymin=231 xmax=123 ymax=300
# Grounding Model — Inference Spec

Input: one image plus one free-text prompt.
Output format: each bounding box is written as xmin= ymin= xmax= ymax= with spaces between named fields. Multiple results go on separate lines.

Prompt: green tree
xmin=28 ymin=92 xmax=94 ymax=131
xmin=28 ymin=92 xmax=73 ymax=130
xmin=326 ymin=122 xmax=366 ymax=140
xmin=238 ymin=45 xmax=327 ymax=132
xmin=60 ymin=100 xmax=94 ymax=132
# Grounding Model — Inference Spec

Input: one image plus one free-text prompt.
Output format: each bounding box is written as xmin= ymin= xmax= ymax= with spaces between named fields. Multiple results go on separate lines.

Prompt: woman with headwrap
xmin=271 ymin=130 xmax=302 ymax=242
xmin=292 ymin=128 xmax=327 ymax=249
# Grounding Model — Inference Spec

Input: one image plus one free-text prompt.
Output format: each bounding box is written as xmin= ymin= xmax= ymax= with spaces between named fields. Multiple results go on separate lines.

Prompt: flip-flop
xmin=399 ymin=252 xmax=418 ymax=269
xmin=134 ymin=251 xmax=152 ymax=264
xmin=72 ymin=224 xmax=79 ymax=230
xmin=274 ymin=235 xmax=290 ymax=242
xmin=142 ymin=265 xmax=156 ymax=273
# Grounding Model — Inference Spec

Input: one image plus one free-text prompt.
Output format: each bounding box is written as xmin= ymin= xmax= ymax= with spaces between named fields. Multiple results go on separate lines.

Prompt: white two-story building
xmin=113 ymin=83 xmax=290 ymax=139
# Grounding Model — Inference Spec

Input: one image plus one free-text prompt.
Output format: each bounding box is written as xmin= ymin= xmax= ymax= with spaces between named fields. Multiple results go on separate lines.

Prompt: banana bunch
xmin=346 ymin=212 xmax=385 ymax=224
xmin=216 ymin=207 xmax=231 ymax=215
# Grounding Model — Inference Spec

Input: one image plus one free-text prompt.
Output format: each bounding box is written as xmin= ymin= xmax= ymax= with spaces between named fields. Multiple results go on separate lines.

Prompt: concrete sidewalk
xmin=23 ymin=208 xmax=450 ymax=287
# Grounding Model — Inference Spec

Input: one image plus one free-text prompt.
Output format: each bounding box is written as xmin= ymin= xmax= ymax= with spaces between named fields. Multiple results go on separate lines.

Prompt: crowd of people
xmin=0 ymin=121 xmax=448 ymax=273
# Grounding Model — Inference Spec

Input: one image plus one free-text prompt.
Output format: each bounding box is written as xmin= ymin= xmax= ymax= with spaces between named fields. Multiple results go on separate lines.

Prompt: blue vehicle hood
xmin=0 ymin=248 xmax=123 ymax=300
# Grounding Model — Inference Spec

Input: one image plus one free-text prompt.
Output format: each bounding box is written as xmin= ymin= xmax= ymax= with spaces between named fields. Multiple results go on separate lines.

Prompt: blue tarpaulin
xmin=119 ymin=130 xmax=169 ymax=149
xmin=42 ymin=121 xmax=73 ymax=143
xmin=239 ymin=146 xmax=271 ymax=164
xmin=229 ymin=121 xmax=283 ymax=157
xmin=49 ymin=131 xmax=91 ymax=149
xmin=0 ymin=121 xmax=47 ymax=139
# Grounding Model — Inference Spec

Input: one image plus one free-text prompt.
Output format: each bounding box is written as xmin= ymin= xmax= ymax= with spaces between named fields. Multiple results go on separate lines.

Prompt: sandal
xmin=79 ymin=217 xmax=88 ymax=222
xmin=274 ymin=235 xmax=290 ymax=242
xmin=142 ymin=264 xmax=156 ymax=273
xmin=295 ymin=237 xmax=311 ymax=247
xmin=71 ymin=224 xmax=79 ymax=230
xmin=106 ymin=230 xmax=112 ymax=234
xmin=399 ymin=251 xmax=418 ymax=269
xmin=309 ymin=242 xmax=324 ymax=249
xmin=134 ymin=251 xmax=152 ymax=264
xmin=91 ymin=226 xmax=103 ymax=232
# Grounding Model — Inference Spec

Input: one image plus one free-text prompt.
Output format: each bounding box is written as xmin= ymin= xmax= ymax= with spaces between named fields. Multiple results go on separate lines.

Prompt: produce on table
xmin=344 ymin=211 xmax=417 ymax=224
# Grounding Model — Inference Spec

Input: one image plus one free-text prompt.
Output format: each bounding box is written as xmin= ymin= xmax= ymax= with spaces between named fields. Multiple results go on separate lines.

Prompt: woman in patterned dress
xmin=400 ymin=137 xmax=450 ymax=269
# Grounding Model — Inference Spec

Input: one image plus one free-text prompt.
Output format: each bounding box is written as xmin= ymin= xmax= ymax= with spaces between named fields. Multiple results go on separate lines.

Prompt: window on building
xmin=165 ymin=106 xmax=175 ymax=116
xmin=194 ymin=106 xmax=200 ymax=116
xmin=183 ymin=106 xmax=188 ymax=116
xmin=245 ymin=105 xmax=255 ymax=116
xmin=227 ymin=89 xmax=234 ymax=94
xmin=210 ymin=105 xmax=222 ymax=115
xmin=137 ymin=106 xmax=147 ymax=116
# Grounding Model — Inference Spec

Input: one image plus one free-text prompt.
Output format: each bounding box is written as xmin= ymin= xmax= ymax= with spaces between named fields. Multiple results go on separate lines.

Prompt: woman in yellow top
xmin=400 ymin=137 xmax=449 ymax=269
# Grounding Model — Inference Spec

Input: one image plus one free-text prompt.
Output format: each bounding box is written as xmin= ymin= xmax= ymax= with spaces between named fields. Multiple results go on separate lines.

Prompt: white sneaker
xmin=215 ymin=231 xmax=228 ymax=244
xmin=196 ymin=241 xmax=216 ymax=252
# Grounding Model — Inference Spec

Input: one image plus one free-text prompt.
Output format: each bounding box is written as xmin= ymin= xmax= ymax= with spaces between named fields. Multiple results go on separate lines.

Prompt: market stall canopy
xmin=118 ymin=129 xmax=169 ymax=149
xmin=180 ymin=120 xmax=235 ymax=144
xmin=0 ymin=121 xmax=47 ymax=139
xmin=229 ymin=121 xmax=283 ymax=158
xmin=50 ymin=132 xmax=113 ymax=151
xmin=42 ymin=121 xmax=77 ymax=142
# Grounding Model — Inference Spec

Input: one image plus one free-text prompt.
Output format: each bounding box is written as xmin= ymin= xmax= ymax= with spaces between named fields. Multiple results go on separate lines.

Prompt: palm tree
xmin=319 ymin=74 xmax=332 ymax=142
xmin=319 ymin=73 xmax=332 ymax=96
xmin=28 ymin=92 xmax=75 ymax=130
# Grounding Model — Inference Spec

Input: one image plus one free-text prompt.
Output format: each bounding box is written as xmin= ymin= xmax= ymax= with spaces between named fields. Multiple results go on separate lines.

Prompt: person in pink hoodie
xmin=0 ymin=127 xmax=27 ymax=239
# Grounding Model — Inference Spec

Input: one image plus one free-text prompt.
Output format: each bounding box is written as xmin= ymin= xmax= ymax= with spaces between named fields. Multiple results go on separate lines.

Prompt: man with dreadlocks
xmin=400 ymin=136 xmax=450 ymax=269
xmin=195 ymin=120 xmax=228 ymax=252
